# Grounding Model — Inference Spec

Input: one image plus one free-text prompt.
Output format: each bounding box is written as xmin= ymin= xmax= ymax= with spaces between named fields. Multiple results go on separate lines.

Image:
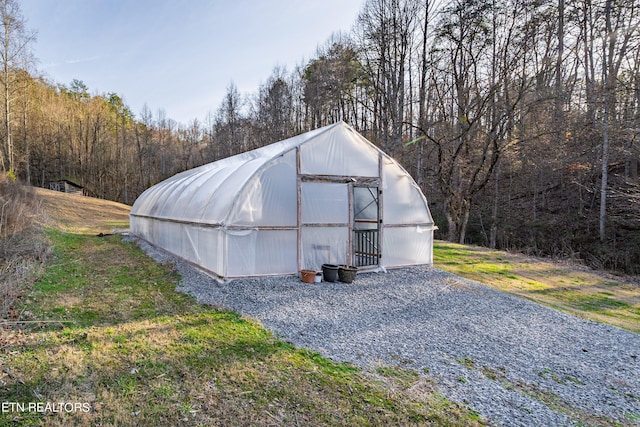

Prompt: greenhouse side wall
xmin=130 ymin=216 xmax=227 ymax=277
xmin=226 ymin=229 xmax=298 ymax=277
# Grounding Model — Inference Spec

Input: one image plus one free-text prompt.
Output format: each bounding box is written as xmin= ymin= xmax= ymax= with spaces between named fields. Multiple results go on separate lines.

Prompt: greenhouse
xmin=130 ymin=122 xmax=435 ymax=278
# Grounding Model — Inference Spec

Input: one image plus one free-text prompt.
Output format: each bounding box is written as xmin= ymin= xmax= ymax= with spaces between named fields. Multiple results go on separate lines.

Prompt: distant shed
xmin=49 ymin=179 xmax=84 ymax=195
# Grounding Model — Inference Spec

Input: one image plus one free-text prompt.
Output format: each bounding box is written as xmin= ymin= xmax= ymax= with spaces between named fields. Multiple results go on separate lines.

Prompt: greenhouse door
xmin=353 ymin=186 xmax=380 ymax=267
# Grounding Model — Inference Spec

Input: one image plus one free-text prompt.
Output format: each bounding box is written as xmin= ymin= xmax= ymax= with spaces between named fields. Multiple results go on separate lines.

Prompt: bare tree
xmin=303 ymin=36 xmax=360 ymax=128
xmin=253 ymin=68 xmax=294 ymax=144
xmin=216 ymin=82 xmax=244 ymax=156
xmin=355 ymin=0 xmax=419 ymax=154
xmin=0 ymin=0 xmax=35 ymax=173
xmin=598 ymin=0 xmax=639 ymax=241
xmin=422 ymin=0 xmax=537 ymax=243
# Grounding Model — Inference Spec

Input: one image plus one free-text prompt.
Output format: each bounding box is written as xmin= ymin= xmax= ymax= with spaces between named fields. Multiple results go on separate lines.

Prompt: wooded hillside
xmin=1 ymin=0 xmax=639 ymax=273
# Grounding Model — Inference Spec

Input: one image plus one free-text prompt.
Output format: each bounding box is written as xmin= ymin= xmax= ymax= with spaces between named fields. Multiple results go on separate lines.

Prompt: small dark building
xmin=48 ymin=179 xmax=84 ymax=195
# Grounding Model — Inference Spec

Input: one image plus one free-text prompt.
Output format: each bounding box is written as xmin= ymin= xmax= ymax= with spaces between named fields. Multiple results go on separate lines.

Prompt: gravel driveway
xmin=133 ymin=238 xmax=640 ymax=426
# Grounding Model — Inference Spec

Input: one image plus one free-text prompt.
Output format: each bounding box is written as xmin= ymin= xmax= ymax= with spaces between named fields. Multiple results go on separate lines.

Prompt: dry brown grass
xmin=33 ymin=187 xmax=130 ymax=234
xmin=0 ymin=176 xmax=51 ymax=320
xmin=0 ymin=175 xmax=42 ymax=238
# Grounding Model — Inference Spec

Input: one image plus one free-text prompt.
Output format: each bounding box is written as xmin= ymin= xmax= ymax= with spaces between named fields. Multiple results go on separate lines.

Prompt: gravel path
xmin=131 ymin=237 xmax=640 ymax=426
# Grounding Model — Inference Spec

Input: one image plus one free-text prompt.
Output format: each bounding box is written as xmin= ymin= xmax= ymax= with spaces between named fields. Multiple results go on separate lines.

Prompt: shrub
xmin=0 ymin=173 xmax=50 ymax=319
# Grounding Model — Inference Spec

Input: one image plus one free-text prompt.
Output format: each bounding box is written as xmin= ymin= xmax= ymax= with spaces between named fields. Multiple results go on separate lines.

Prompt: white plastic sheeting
xmin=130 ymin=121 xmax=435 ymax=278
xmin=299 ymin=127 xmax=380 ymax=177
xmin=301 ymin=183 xmax=349 ymax=224
xmin=226 ymin=229 xmax=298 ymax=277
xmin=301 ymin=227 xmax=349 ymax=270
xmin=382 ymin=157 xmax=432 ymax=225
xmin=229 ymin=151 xmax=298 ymax=226
xmin=382 ymin=226 xmax=433 ymax=267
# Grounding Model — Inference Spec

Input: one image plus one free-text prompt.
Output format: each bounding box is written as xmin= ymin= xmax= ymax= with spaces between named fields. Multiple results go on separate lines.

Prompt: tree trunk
xmin=23 ymin=96 xmax=29 ymax=184
xmin=554 ymin=0 xmax=565 ymax=134
xmin=490 ymin=162 xmax=499 ymax=249
xmin=444 ymin=191 xmax=472 ymax=244
xmin=4 ymin=54 xmax=11 ymax=172
xmin=599 ymin=105 xmax=609 ymax=242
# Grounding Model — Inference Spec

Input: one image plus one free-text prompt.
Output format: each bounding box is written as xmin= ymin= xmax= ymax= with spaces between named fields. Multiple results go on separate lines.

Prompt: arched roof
xmin=130 ymin=123 xmax=335 ymax=226
xmin=130 ymin=121 xmax=432 ymax=228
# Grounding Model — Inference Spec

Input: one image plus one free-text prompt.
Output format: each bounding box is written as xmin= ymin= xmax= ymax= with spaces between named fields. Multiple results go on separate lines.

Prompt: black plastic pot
xmin=322 ymin=264 xmax=339 ymax=282
xmin=338 ymin=265 xmax=358 ymax=283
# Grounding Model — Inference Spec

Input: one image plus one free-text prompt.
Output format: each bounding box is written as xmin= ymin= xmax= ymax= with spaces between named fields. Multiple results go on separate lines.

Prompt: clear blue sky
xmin=20 ymin=0 xmax=363 ymax=125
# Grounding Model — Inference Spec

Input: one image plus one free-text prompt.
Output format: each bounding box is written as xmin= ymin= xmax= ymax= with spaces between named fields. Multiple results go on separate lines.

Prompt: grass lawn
xmin=434 ymin=241 xmax=640 ymax=334
xmin=0 ymin=229 xmax=483 ymax=426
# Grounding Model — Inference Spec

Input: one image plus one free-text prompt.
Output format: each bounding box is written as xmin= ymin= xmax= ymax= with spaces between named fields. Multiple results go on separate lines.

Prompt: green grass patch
xmin=531 ymin=289 xmax=632 ymax=317
xmin=376 ymin=366 xmax=421 ymax=388
xmin=434 ymin=241 xmax=640 ymax=333
xmin=547 ymin=292 xmax=631 ymax=313
xmin=106 ymin=220 xmax=130 ymax=228
xmin=0 ymin=230 xmax=484 ymax=426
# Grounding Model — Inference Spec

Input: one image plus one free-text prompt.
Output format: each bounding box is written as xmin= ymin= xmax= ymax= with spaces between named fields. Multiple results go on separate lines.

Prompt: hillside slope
xmin=34 ymin=187 xmax=130 ymax=234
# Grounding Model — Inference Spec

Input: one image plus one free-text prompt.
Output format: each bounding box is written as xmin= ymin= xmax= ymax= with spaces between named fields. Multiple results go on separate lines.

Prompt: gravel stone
xmin=129 ymin=236 xmax=640 ymax=426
